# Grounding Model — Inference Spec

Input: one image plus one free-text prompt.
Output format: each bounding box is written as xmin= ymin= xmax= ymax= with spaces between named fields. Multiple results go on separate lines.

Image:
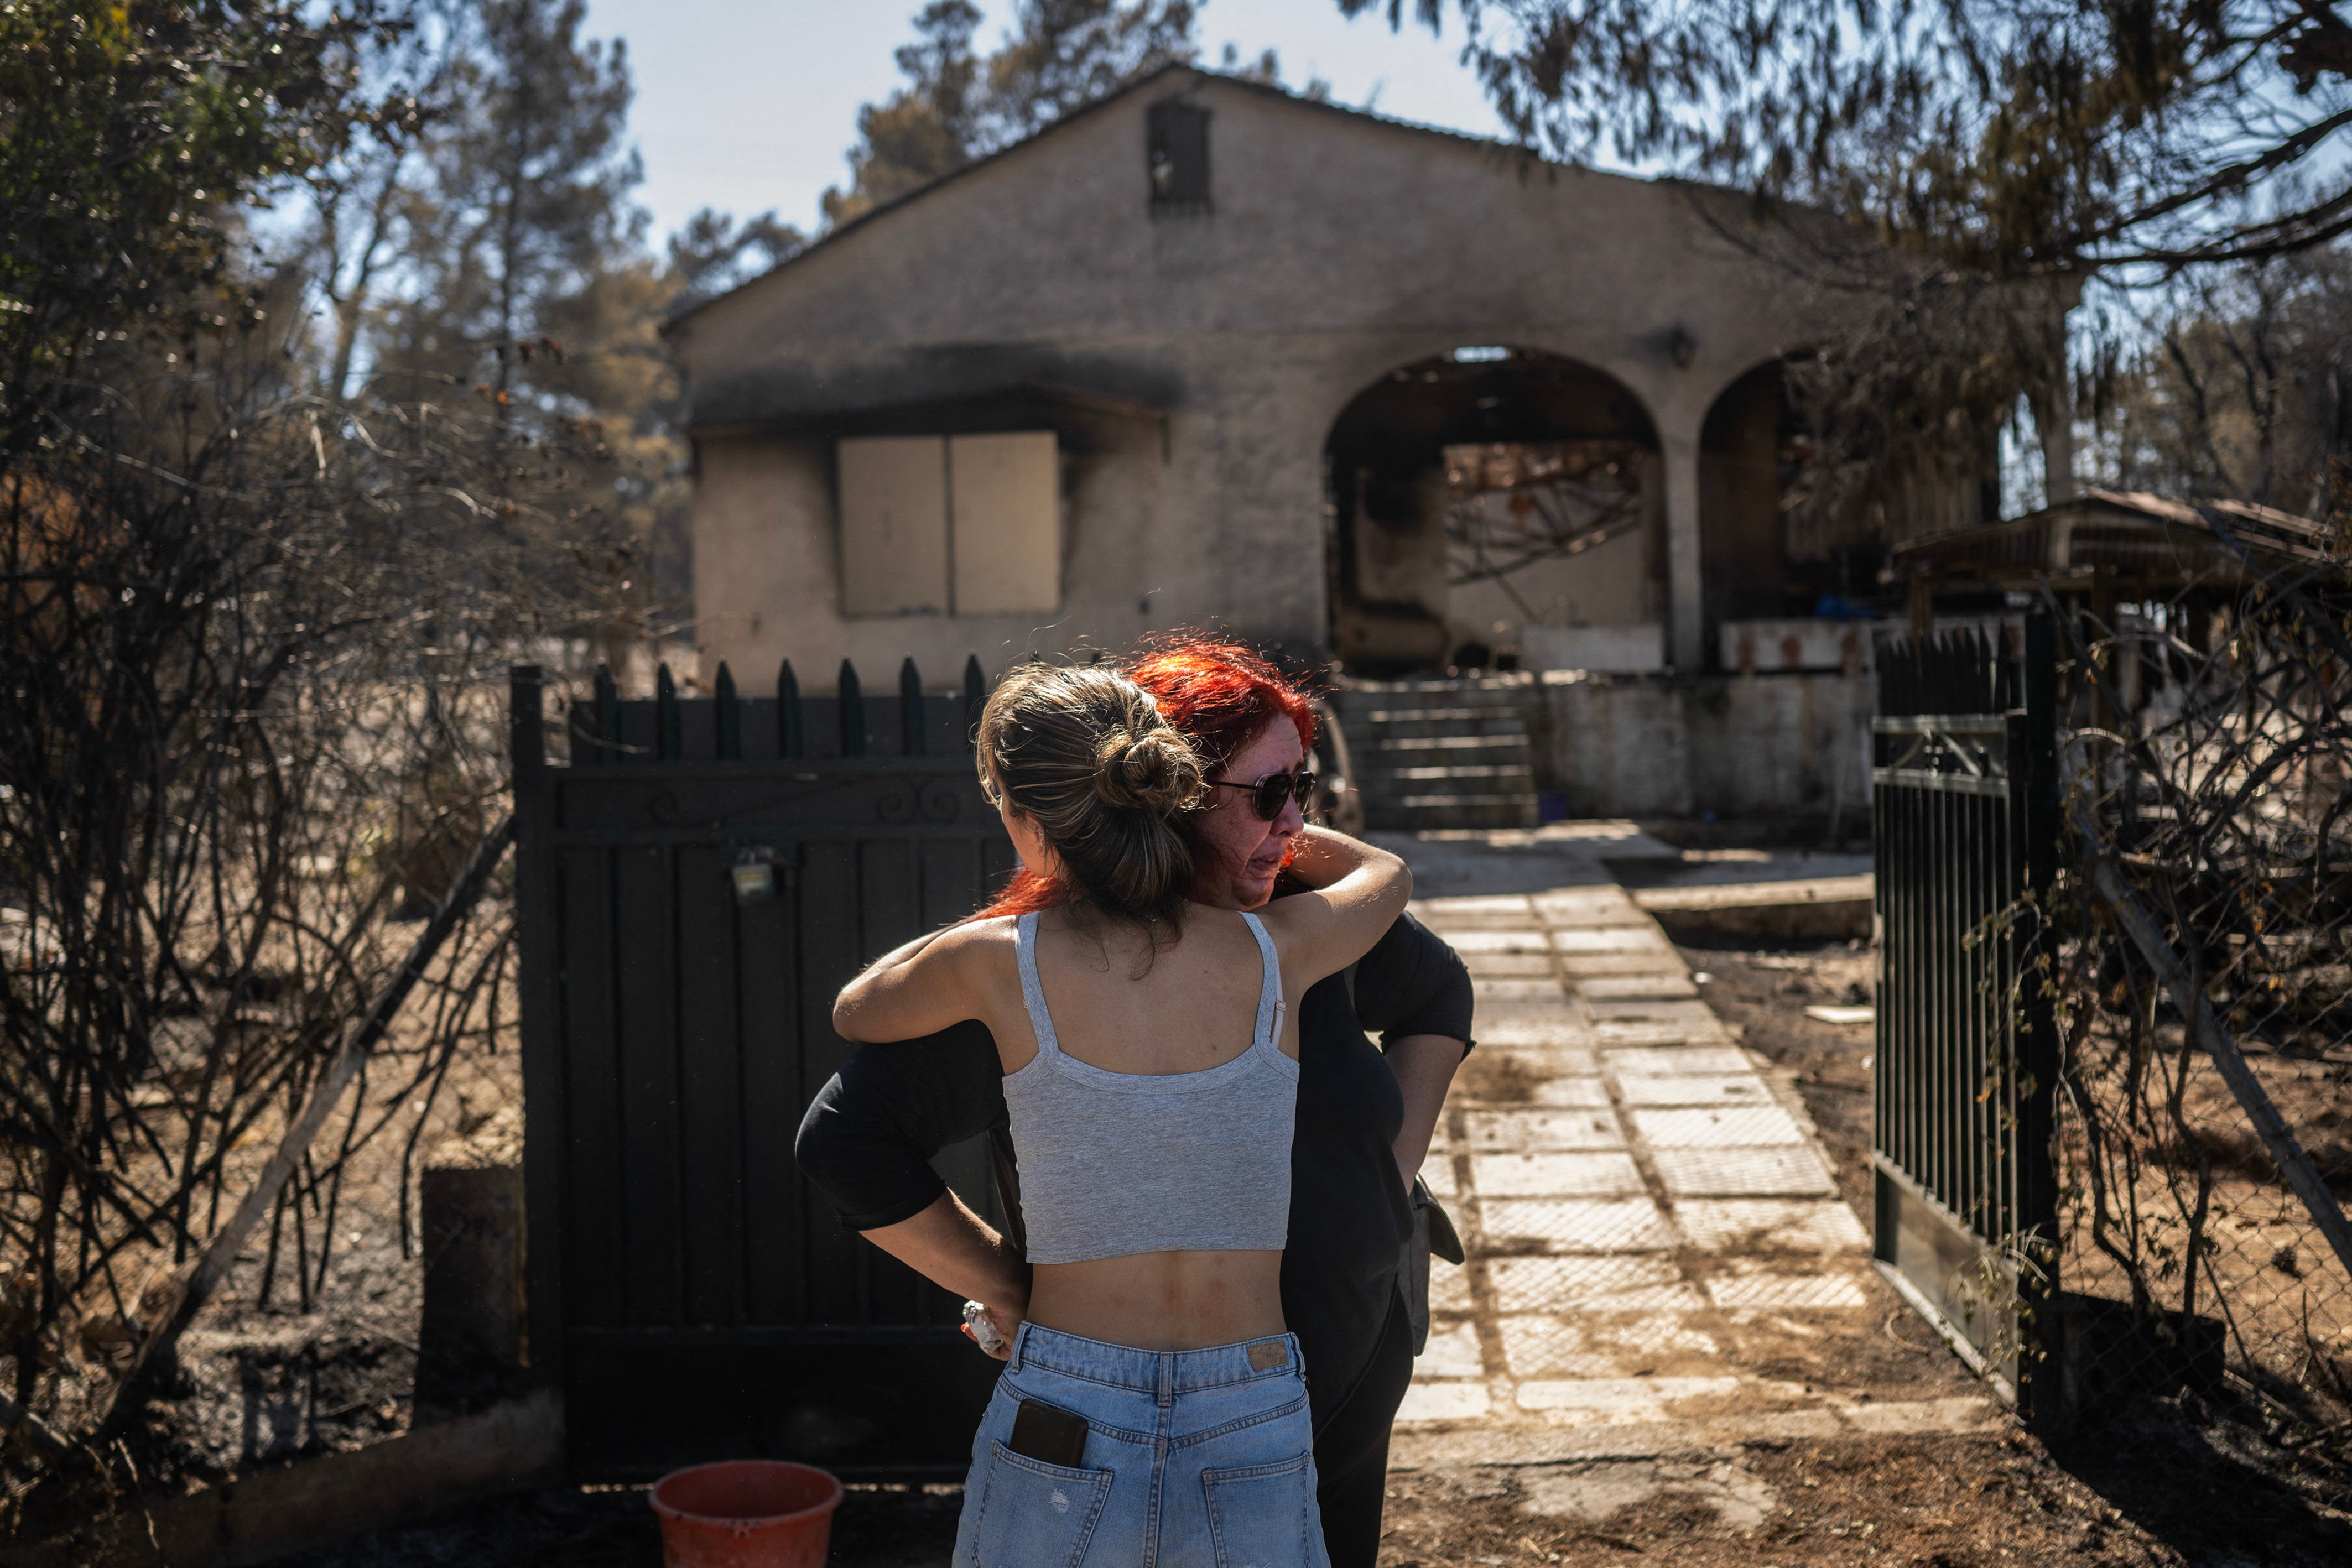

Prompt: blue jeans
xmin=953 ymin=1322 xmax=1333 ymax=1568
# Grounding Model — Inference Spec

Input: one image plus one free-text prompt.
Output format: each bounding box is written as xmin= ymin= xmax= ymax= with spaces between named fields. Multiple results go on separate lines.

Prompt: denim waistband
xmin=1009 ymin=1321 xmax=1303 ymax=1394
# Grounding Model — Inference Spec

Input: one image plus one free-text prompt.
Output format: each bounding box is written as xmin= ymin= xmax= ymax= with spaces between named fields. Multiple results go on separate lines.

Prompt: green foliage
xmin=0 ymin=1 xmax=376 ymax=446
xmin=823 ymin=0 xmax=1201 ymax=230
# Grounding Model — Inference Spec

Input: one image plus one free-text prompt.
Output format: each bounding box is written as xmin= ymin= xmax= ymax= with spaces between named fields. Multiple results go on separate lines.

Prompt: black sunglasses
xmin=1205 ymin=767 xmax=1318 ymax=821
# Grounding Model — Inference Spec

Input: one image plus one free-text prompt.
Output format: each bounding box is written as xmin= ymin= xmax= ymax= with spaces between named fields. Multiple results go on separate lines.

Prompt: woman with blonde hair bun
xmin=834 ymin=660 xmax=1410 ymax=1568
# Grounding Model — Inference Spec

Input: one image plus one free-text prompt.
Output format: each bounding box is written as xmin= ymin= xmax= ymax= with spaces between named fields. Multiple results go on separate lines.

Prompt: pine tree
xmin=823 ymin=1 xmax=1200 ymax=229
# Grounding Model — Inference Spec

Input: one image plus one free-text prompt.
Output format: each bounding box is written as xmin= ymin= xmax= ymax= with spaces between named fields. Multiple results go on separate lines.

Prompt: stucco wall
xmin=671 ymin=70 xmax=1855 ymax=690
xmin=1523 ymin=672 xmax=1872 ymax=819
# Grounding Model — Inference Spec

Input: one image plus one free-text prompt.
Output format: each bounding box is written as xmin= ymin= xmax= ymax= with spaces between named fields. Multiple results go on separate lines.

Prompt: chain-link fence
xmin=2043 ymin=551 xmax=2352 ymax=1463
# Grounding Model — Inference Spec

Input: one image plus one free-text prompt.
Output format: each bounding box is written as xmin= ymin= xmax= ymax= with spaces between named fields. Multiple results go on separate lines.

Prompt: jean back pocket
xmin=1201 ymin=1451 xmax=1323 ymax=1568
xmin=962 ymin=1440 xmax=1113 ymax=1568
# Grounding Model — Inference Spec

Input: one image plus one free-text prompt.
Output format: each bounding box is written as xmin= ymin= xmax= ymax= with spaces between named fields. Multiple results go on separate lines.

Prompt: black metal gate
xmin=509 ymin=657 xmax=1017 ymax=1479
xmin=1870 ymin=619 xmax=2059 ymax=1406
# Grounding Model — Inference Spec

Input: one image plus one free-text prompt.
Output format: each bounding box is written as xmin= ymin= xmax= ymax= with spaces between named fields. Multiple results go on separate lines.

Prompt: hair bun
xmin=1094 ymin=727 xmax=1201 ymax=814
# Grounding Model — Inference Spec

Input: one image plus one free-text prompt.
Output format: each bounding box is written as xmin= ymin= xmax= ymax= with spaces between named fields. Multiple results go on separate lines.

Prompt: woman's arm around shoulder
xmin=1254 ymin=825 xmax=1411 ymax=986
xmin=832 ymin=916 xmax=1019 ymax=1044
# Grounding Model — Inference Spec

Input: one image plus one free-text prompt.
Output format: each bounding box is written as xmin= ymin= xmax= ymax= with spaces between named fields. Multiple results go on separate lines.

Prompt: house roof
xmin=664 ymin=62 xmax=1563 ymax=332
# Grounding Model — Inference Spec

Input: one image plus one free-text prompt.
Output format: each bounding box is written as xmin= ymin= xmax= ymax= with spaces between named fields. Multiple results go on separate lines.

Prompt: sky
xmin=578 ymin=0 xmax=1510 ymax=246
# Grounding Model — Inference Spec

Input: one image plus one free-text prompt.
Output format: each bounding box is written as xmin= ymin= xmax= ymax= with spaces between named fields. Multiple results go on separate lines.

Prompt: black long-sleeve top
xmin=793 ymin=904 xmax=1474 ymax=1432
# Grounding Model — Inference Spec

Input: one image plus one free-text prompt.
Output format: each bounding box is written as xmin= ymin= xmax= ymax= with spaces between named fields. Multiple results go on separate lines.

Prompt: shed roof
xmin=1894 ymin=488 xmax=2335 ymax=591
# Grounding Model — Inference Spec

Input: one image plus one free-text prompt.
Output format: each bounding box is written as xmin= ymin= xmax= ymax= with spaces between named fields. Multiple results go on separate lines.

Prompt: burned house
xmin=667 ymin=65 xmax=1981 ymax=690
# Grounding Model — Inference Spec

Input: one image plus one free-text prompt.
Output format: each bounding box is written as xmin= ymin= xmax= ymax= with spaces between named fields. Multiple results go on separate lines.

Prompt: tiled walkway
xmin=1395 ymin=876 xmax=1997 ymax=1467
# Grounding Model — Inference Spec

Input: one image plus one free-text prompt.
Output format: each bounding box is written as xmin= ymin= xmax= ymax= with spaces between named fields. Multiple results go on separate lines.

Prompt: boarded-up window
xmin=1147 ymin=100 xmax=1210 ymax=212
xmin=837 ymin=432 xmax=1060 ymax=617
xmin=950 ymin=432 xmax=1059 ymax=615
xmin=838 ymin=436 xmax=949 ymax=616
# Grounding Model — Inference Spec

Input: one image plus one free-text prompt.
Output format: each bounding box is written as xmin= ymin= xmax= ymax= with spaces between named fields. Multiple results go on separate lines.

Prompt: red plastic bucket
xmin=651 ymin=1460 xmax=845 ymax=1568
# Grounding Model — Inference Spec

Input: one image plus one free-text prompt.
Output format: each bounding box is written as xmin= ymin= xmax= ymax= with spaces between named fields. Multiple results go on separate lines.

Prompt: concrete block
xmin=1474 ymin=977 xmax=1568 ymax=1003
xmin=1476 ymin=1014 xmax=1600 ymax=1049
xmin=1466 ymin=1109 xmax=1626 ymax=1152
xmin=1462 ymin=951 xmax=1559 ymax=978
xmin=1476 ymin=1197 xmax=1678 ymax=1252
xmin=1579 ymin=973 xmax=1700 ymax=1000
xmin=1471 ymin=1152 xmax=1647 ymax=1197
xmin=1602 ymin=1045 xmax=1755 ymax=1075
xmin=1559 ymin=952 xmax=1692 ymax=979
xmin=1488 ymin=1255 xmax=1701 ymax=1314
xmin=1409 ymin=894 xmax=1537 ymax=929
xmin=1429 ymin=1259 xmax=1474 ymax=1311
xmin=1442 ymin=928 xmax=1556 ymax=952
xmin=1615 ymin=1074 xmax=1774 ymax=1107
xmin=1414 ymin=1319 xmax=1487 ymax=1379
xmin=1593 ymin=1018 xmax=1732 ymax=1046
xmin=1418 ymin=1155 xmax=1459 ymax=1197
xmin=1652 ymin=1146 xmax=1835 ymax=1198
xmin=1631 ymin=1106 xmax=1807 ymax=1148
xmin=1673 ymin=1199 xmax=1870 ymax=1252
xmin=1533 ymin=888 xmax=1648 ymax=926
xmin=1395 ymin=1381 xmax=1492 ymax=1424
xmin=1500 ymin=1313 xmax=1717 ymax=1378
xmin=1551 ymin=927 xmax=1672 ymax=953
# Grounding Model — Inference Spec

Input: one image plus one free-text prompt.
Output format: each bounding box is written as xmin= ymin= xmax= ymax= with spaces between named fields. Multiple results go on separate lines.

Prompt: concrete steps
xmin=1332 ymin=680 xmax=1541 ymax=831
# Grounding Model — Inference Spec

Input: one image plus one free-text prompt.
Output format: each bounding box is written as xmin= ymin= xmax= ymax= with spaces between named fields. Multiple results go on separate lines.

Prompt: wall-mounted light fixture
xmin=731 ymin=847 xmax=777 ymax=905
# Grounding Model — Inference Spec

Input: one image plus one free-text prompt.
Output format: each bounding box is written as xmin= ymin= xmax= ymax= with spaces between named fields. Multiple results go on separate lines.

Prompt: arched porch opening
xmin=1698 ymin=360 xmax=1802 ymax=644
xmin=1325 ymin=348 xmax=1661 ymax=676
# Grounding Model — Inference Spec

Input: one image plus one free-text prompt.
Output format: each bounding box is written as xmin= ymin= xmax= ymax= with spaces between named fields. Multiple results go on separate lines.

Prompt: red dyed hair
xmin=976 ymin=635 xmax=1317 ymax=919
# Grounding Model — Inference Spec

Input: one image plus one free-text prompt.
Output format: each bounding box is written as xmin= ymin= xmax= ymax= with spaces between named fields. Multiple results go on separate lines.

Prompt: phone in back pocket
xmin=1007 ymin=1398 xmax=1089 ymax=1468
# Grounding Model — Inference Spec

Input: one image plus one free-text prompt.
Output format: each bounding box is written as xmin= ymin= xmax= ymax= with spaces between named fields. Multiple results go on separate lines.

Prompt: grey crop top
xmin=1002 ymin=909 xmax=1300 ymax=1265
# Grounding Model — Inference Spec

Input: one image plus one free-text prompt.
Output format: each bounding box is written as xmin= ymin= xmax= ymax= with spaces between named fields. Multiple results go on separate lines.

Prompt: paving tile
xmin=1513 ymin=1376 xmax=1740 ymax=1419
xmin=1466 ymin=1108 xmax=1626 ymax=1152
xmin=1551 ymin=927 xmax=1673 ymax=953
xmin=1411 ymin=895 xmax=1537 ymax=931
xmin=1465 ymin=1047 xmax=1604 ymax=1088
xmin=1586 ymin=996 xmax=1716 ymax=1020
xmin=1473 ymin=977 xmax=1568 ymax=1003
xmin=1477 ymin=1197 xmax=1677 ymax=1252
xmin=1653 ymin=1145 xmax=1835 ymax=1198
xmin=1394 ymin=1381 xmax=1492 ymax=1423
xmin=1561 ymin=952 xmax=1692 ymax=978
xmin=1500 ymin=1314 xmax=1719 ymax=1378
xmin=1463 ymin=952 xmax=1559 ymax=978
xmin=1705 ymin=1274 xmax=1870 ymax=1311
xmin=1675 ymin=1199 xmax=1870 ymax=1252
xmin=1429 ymin=1259 xmax=1474 ymax=1311
xmin=1442 ymin=929 xmax=1555 ymax=953
xmin=1533 ymin=889 xmax=1647 ymax=925
xmin=1470 ymin=1152 xmax=1647 ymax=1197
xmin=1615 ymin=1073 xmax=1773 ymax=1107
xmin=1477 ymin=1015 xmax=1599 ymax=1049
xmin=1579 ymin=974 xmax=1700 ymax=1000
xmin=1593 ymin=1019 xmax=1732 ymax=1046
xmin=1500 ymin=1315 xmax=1623 ymax=1379
xmin=1489 ymin=1255 xmax=1704 ymax=1314
xmin=1513 ymin=1073 xmax=1614 ymax=1109
xmin=1633 ymin=1106 xmax=1807 ymax=1148
xmin=1602 ymin=1045 xmax=1755 ymax=1076
xmin=1414 ymin=1318 xmax=1486 ymax=1378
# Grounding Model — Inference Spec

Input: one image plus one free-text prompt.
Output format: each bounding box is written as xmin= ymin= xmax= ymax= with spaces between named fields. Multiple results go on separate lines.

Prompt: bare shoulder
xmin=1246 ymin=889 xmax=1326 ymax=949
xmin=932 ymin=914 xmax=1018 ymax=965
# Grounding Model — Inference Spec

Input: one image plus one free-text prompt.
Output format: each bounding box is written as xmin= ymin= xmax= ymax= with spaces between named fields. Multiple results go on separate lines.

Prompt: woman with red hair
xmin=798 ymin=637 xmax=1474 ymax=1566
